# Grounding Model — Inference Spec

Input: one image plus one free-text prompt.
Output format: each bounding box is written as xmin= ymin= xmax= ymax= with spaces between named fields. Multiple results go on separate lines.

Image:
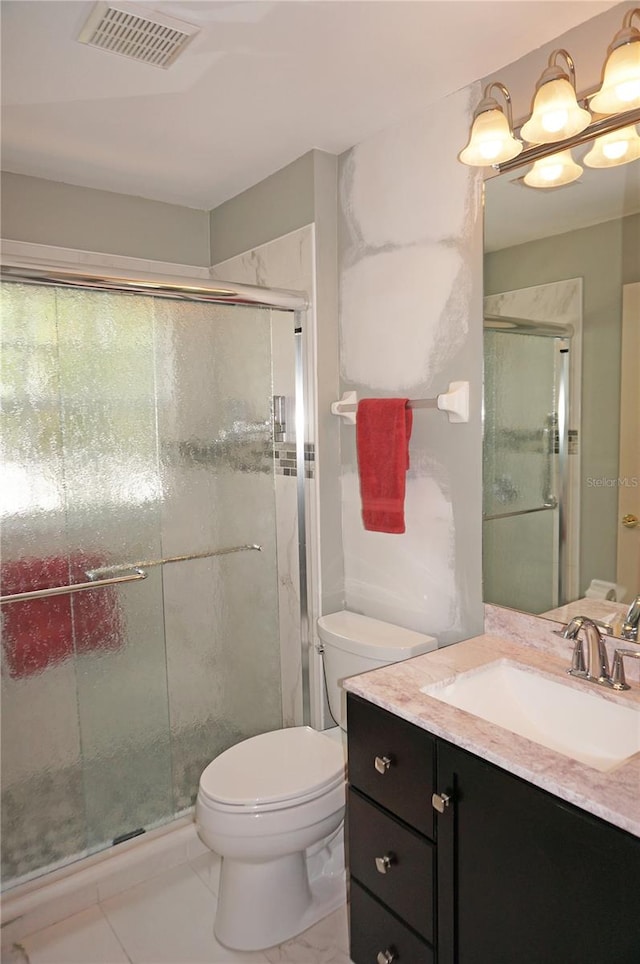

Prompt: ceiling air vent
xmin=77 ymin=1 xmax=199 ymax=69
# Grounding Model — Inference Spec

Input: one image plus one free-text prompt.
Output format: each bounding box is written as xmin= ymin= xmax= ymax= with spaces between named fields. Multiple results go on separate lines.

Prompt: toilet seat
xmin=199 ymin=726 xmax=345 ymax=813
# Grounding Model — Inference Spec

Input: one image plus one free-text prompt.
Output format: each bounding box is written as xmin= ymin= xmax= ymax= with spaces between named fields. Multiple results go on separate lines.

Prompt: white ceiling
xmin=0 ymin=1 xmax=617 ymax=211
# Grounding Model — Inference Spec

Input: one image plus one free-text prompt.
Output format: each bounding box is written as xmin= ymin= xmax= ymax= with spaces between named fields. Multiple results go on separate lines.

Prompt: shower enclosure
xmin=0 ymin=276 xmax=305 ymax=889
xmin=483 ymin=318 xmax=571 ymax=614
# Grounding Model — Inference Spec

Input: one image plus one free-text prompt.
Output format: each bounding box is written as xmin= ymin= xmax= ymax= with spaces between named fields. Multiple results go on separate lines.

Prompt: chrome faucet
xmin=558 ymin=616 xmax=614 ymax=687
xmin=621 ymin=594 xmax=640 ymax=642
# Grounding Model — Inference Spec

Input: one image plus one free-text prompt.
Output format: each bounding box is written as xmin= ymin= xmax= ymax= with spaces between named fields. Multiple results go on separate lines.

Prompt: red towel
xmin=356 ymin=398 xmax=413 ymax=534
xmin=1 ymin=555 xmax=120 ymax=678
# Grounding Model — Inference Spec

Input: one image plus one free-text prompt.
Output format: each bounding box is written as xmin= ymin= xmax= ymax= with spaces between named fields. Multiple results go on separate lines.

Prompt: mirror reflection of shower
xmin=482 ymin=303 xmax=577 ymax=615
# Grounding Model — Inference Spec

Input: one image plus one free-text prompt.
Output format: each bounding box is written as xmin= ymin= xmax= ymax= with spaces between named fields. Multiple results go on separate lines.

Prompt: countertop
xmin=342 ymin=624 xmax=640 ymax=838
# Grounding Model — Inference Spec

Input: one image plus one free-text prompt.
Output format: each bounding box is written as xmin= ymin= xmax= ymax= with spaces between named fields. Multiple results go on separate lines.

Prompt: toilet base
xmin=214 ymin=829 xmax=346 ymax=951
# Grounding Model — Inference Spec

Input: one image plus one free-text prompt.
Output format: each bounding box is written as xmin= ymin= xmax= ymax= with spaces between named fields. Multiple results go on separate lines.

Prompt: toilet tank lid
xmin=317 ymin=611 xmax=437 ymax=660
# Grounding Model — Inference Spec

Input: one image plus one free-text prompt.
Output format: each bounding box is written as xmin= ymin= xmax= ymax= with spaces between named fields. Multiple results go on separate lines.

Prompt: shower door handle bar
xmin=85 ymin=543 xmax=263 ymax=580
xmin=483 ymin=505 xmax=557 ymax=522
xmin=0 ymin=570 xmax=147 ymax=605
xmin=542 ymin=414 xmax=558 ymax=510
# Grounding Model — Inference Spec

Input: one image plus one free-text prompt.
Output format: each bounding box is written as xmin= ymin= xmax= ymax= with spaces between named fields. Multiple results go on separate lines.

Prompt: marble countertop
xmin=342 ymin=624 xmax=640 ymax=838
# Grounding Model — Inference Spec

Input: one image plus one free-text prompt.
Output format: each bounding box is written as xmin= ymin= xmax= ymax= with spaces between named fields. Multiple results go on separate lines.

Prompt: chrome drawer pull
xmin=374 ymin=755 xmax=392 ymax=774
xmin=432 ymin=791 xmax=451 ymax=814
xmin=375 ymin=853 xmax=396 ymax=874
xmin=377 ymin=948 xmax=397 ymax=964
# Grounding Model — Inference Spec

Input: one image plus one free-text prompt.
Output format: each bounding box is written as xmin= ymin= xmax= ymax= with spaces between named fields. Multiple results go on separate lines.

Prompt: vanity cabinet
xmin=347 ymin=693 xmax=640 ymax=964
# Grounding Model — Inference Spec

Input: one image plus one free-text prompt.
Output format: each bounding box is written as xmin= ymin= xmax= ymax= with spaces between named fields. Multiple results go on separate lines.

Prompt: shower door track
xmin=0 ymin=264 xmax=309 ymax=311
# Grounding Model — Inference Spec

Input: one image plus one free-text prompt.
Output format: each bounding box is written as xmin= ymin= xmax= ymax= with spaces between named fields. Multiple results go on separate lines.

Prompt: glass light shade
xmin=584 ymin=125 xmax=640 ymax=167
xmin=523 ymin=150 xmax=583 ymax=188
xmin=590 ymin=39 xmax=640 ymax=113
xmin=521 ymin=77 xmax=591 ymax=144
xmin=459 ymin=108 xmax=522 ymax=166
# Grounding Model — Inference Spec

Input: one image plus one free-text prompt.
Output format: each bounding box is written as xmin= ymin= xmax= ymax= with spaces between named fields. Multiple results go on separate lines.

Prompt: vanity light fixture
xmin=583 ymin=124 xmax=640 ymax=167
xmin=458 ymin=82 xmax=522 ymax=166
xmin=523 ymin=149 xmax=583 ymax=188
xmin=459 ymin=12 xmax=640 ymax=176
xmin=520 ymin=50 xmax=591 ymax=144
xmin=590 ymin=8 xmax=640 ymax=115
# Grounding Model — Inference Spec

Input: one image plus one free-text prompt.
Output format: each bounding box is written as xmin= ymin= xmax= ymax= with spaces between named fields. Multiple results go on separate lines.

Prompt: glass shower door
xmin=154 ymin=298 xmax=285 ymax=811
xmin=483 ymin=330 xmax=565 ymax=614
xmin=1 ymin=283 xmax=288 ymax=887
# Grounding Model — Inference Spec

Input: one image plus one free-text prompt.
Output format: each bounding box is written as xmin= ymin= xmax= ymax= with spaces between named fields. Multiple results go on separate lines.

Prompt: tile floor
xmin=1 ymin=855 xmax=352 ymax=964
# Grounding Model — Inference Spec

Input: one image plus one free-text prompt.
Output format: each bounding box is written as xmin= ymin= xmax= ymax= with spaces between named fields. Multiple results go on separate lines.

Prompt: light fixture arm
xmin=608 ymin=7 xmax=640 ymax=53
xmin=495 ymin=105 xmax=640 ymax=173
xmin=548 ymin=49 xmax=577 ymax=87
xmin=482 ymin=81 xmax=515 ymax=128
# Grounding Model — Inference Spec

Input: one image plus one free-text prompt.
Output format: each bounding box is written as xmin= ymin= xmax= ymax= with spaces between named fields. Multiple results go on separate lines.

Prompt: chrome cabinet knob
xmin=374 ymin=755 xmax=392 ymax=774
xmin=375 ymin=852 xmax=395 ymax=874
xmin=432 ymin=791 xmax=451 ymax=814
xmin=377 ymin=948 xmax=397 ymax=964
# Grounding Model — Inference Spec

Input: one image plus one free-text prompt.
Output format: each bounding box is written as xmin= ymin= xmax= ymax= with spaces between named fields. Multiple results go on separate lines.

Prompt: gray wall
xmin=210 ymin=149 xmax=345 ymax=619
xmin=209 ymin=152 xmax=316 ymax=265
xmin=1 ymin=172 xmax=211 ymax=266
xmin=336 ymin=85 xmax=485 ymax=645
xmin=485 ymin=212 xmax=640 ymax=594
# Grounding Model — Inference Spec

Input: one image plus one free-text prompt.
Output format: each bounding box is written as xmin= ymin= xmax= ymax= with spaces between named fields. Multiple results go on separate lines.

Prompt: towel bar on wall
xmin=330 ymin=381 xmax=469 ymax=424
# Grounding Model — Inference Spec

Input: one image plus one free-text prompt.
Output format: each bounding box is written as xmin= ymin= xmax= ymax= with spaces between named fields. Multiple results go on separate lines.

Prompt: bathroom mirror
xmin=482 ymin=143 xmax=640 ymax=637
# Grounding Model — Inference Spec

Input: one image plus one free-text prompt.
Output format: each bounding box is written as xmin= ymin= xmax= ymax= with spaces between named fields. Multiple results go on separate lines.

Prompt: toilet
xmin=196 ymin=610 xmax=437 ymax=950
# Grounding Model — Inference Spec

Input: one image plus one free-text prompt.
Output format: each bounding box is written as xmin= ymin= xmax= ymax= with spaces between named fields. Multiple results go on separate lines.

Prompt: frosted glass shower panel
xmin=55 ymin=288 xmax=172 ymax=851
xmin=1 ymin=281 xmax=292 ymax=887
xmin=483 ymin=332 xmax=558 ymax=517
xmin=1 ymin=284 xmax=86 ymax=883
xmin=483 ymin=331 xmax=561 ymax=613
xmin=155 ymin=301 xmax=283 ymax=810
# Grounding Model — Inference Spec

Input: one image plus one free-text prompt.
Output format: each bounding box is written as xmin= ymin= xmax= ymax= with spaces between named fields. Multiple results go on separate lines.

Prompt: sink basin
xmin=421 ymin=660 xmax=640 ymax=772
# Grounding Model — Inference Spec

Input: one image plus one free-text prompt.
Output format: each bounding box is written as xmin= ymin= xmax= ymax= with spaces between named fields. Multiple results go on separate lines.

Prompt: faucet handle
xmin=621 ymin=595 xmax=640 ymax=642
xmin=611 ymin=649 xmax=640 ymax=691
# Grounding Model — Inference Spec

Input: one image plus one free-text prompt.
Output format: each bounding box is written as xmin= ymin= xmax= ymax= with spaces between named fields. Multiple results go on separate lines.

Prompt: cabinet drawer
xmin=349 ymin=788 xmax=434 ymax=943
xmin=347 ymin=694 xmax=435 ymax=838
xmin=350 ymin=879 xmax=434 ymax=964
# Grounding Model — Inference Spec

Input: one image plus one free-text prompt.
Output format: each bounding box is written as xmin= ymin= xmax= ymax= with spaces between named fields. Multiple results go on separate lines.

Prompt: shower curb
xmin=1 ymin=815 xmax=204 ymax=947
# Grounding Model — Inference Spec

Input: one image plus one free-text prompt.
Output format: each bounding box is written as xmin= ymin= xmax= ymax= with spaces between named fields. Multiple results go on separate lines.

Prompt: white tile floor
xmin=1 ymin=856 xmax=352 ymax=964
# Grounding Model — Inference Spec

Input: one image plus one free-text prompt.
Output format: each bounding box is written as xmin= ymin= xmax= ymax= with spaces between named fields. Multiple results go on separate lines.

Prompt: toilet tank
xmin=317 ymin=611 xmax=437 ymax=729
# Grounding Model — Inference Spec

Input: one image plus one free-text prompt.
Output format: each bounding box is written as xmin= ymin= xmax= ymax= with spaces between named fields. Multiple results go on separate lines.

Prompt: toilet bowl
xmin=196 ymin=610 xmax=437 ymax=950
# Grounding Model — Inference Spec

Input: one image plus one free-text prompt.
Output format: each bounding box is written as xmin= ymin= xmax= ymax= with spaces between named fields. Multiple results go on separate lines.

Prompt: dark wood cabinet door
xmin=347 ymin=693 xmax=435 ymax=838
xmin=437 ymin=739 xmax=640 ymax=964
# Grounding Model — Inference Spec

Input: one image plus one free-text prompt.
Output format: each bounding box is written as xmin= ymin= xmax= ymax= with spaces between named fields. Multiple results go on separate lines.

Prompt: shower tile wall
xmin=211 ymin=224 xmax=315 ymax=728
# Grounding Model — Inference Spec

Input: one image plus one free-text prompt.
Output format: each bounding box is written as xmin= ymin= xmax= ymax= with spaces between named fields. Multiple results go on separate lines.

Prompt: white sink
xmin=421 ymin=660 xmax=640 ymax=772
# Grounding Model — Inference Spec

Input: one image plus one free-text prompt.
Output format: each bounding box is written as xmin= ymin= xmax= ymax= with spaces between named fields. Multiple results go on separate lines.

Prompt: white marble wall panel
xmin=211 ymin=226 xmax=315 ymax=726
xmin=338 ymin=87 xmax=484 ymax=644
